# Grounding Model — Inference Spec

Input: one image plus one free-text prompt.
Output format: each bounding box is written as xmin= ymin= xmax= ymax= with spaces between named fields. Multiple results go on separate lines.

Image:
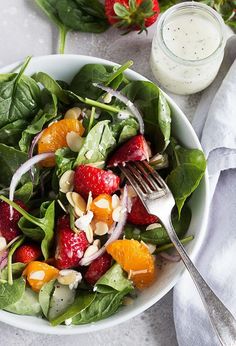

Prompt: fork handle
xmin=162 ymin=216 xmax=236 ymax=346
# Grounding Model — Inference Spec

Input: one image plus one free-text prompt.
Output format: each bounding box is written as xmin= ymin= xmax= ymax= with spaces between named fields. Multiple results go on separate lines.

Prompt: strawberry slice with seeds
xmin=74 ymin=165 xmax=120 ymax=199
xmin=13 ymin=243 xmax=42 ymax=264
xmin=0 ymin=200 xmax=27 ymax=242
xmin=108 ymin=135 xmax=150 ymax=167
xmin=55 ymin=215 xmax=89 ymax=270
xmin=84 ymin=253 xmax=112 ymax=286
xmin=128 ymin=196 xmax=158 ymax=225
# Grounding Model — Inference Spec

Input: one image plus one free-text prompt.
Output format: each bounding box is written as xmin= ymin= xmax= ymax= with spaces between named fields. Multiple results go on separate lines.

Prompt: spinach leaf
xmin=0 ymin=57 xmax=40 ymax=128
xmin=56 ymin=0 xmax=109 ymax=33
xmin=39 ymin=279 xmax=56 ymax=317
xmin=124 ymin=205 xmax=191 ymax=245
xmin=0 ymin=277 xmax=25 ymax=309
xmin=7 ymin=236 xmax=25 ymax=285
xmin=74 ymin=120 xmax=116 ymax=166
xmin=0 ymin=196 xmax=55 ymax=260
xmin=0 ymin=120 xmax=28 ymax=147
xmin=95 ymin=263 xmax=133 ymax=294
xmin=19 ymin=93 xmax=58 ymax=153
xmin=32 ymin=72 xmax=69 ymax=104
xmin=35 ymin=0 xmax=69 ymax=54
xmin=55 ymin=147 xmax=77 ymax=177
xmin=111 ymin=117 xmax=139 ymax=144
xmin=120 ymin=81 xmax=171 ymax=151
xmin=0 ymin=263 xmax=26 ymax=281
xmin=14 ymin=182 xmax=34 ymax=203
xmin=70 ymin=61 xmax=132 ymax=99
xmin=167 ymin=138 xmax=206 ymax=215
xmin=0 ymin=144 xmax=31 ymax=188
xmin=156 ymin=235 xmax=194 ymax=254
xmin=50 ymin=291 xmax=96 ymax=326
xmin=48 ymin=282 xmax=76 ymax=321
xmin=4 ymin=287 xmax=42 ymax=316
xmin=72 ymin=288 xmax=131 ymax=325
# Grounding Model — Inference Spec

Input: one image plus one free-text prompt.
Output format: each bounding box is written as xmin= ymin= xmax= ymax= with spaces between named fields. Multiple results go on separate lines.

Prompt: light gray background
xmin=0 ymin=1 xmax=200 ymax=345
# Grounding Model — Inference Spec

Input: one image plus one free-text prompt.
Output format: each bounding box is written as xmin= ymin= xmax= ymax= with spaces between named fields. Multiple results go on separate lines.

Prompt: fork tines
xmin=120 ymin=161 xmax=168 ymax=198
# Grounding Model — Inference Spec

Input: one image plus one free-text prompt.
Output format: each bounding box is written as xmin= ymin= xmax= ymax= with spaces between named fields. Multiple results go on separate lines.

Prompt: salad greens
xmin=35 ymin=0 xmax=109 ymax=54
xmin=0 ymin=58 xmax=206 ymax=326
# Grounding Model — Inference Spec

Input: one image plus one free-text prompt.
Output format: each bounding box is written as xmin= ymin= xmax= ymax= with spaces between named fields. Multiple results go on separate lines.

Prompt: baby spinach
xmin=95 ymin=263 xmax=133 ymax=294
xmin=0 ymin=144 xmax=31 ymax=188
xmin=111 ymin=117 xmax=139 ymax=144
xmin=39 ymin=279 xmax=56 ymax=318
xmin=0 ymin=57 xmax=40 ymax=128
xmin=156 ymin=235 xmax=194 ymax=254
xmin=4 ymin=287 xmax=42 ymax=316
xmin=7 ymin=236 xmax=25 ymax=285
xmin=124 ymin=206 xmax=191 ymax=245
xmin=0 ymin=196 xmax=55 ymax=260
xmin=0 ymin=277 xmax=25 ymax=309
xmin=55 ymin=147 xmax=77 ymax=177
xmin=70 ymin=61 xmax=132 ymax=100
xmin=167 ymin=138 xmax=206 ymax=215
xmin=50 ymin=291 xmax=96 ymax=326
xmin=14 ymin=182 xmax=34 ymax=203
xmin=35 ymin=0 xmax=109 ymax=54
xmin=74 ymin=120 xmax=116 ymax=166
xmin=120 ymin=81 xmax=171 ymax=151
xmin=72 ymin=288 xmax=131 ymax=325
xmin=0 ymin=120 xmax=28 ymax=147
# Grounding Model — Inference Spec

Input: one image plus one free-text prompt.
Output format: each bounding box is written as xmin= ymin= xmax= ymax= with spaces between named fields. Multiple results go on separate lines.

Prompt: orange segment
xmin=38 ymin=119 xmax=84 ymax=167
xmin=90 ymin=194 xmax=113 ymax=225
xmin=106 ymin=239 xmax=156 ymax=289
xmin=23 ymin=261 xmax=59 ymax=292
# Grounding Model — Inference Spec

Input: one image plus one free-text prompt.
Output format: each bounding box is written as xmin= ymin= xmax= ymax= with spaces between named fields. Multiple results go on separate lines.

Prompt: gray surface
xmin=0 ymin=1 xmax=200 ymax=345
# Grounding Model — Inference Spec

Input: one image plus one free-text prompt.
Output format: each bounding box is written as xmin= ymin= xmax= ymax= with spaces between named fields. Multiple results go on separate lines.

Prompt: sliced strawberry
xmin=74 ymin=165 xmax=120 ymax=198
xmin=128 ymin=196 xmax=159 ymax=225
xmin=13 ymin=243 xmax=42 ymax=264
xmin=55 ymin=216 xmax=89 ymax=270
xmin=0 ymin=200 xmax=27 ymax=242
xmin=108 ymin=135 xmax=150 ymax=167
xmin=84 ymin=253 xmax=112 ymax=286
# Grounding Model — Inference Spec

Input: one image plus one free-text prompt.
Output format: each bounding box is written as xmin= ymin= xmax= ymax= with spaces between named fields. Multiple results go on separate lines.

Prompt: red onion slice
xmin=80 ymin=185 xmax=128 ymax=266
xmin=159 ymin=252 xmax=181 ymax=262
xmin=0 ymin=250 xmax=8 ymax=270
xmin=9 ymin=152 xmax=55 ymax=218
xmin=93 ymin=83 xmax=144 ymax=134
xmin=29 ymin=131 xmax=43 ymax=181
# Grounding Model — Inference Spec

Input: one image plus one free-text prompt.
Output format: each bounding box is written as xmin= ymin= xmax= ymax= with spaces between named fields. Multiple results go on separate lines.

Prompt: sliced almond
xmin=72 ymin=192 xmax=86 ymax=213
xmin=111 ymin=194 xmax=120 ymax=209
xmin=146 ymin=243 xmax=157 ymax=254
xmin=29 ymin=270 xmax=45 ymax=281
xmin=75 ymin=211 xmax=94 ymax=230
xmin=112 ymin=206 xmax=122 ymax=222
xmin=86 ymin=191 xmax=93 ymax=211
xmin=94 ymin=198 xmax=109 ymax=209
xmin=93 ymin=239 xmax=101 ymax=248
xmin=66 ymin=131 xmax=83 ymax=152
xmin=58 ymin=269 xmax=82 ymax=289
xmin=64 ymin=107 xmax=81 ymax=120
xmin=66 ymin=192 xmax=74 ymax=207
xmin=94 ymin=221 xmax=109 ymax=236
xmin=83 ymin=244 xmax=98 ymax=259
xmin=57 ymin=199 xmax=68 ymax=213
xmin=59 ymin=170 xmax=75 ymax=193
xmin=146 ymin=223 xmax=162 ymax=231
xmin=85 ymin=161 xmax=105 ymax=168
xmin=85 ymin=225 xmax=94 ymax=244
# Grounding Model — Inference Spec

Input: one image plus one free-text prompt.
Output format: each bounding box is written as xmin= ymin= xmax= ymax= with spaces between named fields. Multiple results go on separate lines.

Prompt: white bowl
xmin=0 ymin=55 xmax=210 ymax=334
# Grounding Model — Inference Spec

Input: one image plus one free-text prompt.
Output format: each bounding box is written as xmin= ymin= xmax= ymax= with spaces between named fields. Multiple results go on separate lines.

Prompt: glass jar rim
xmin=157 ymin=1 xmax=226 ymax=66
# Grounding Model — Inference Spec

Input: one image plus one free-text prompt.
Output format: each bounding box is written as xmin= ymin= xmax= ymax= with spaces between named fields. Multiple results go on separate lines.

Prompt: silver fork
xmin=120 ymin=161 xmax=236 ymax=346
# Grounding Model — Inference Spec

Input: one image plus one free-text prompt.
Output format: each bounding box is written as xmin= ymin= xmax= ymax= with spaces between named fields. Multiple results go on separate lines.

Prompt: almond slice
xmin=83 ymin=244 xmax=99 ymax=263
xmin=72 ymin=192 xmax=86 ymax=213
xmin=146 ymin=223 xmax=162 ymax=231
xmin=86 ymin=192 xmax=93 ymax=211
xmin=85 ymin=225 xmax=94 ymax=244
xmin=111 ymin=194 xmax=120 ymax=209
xmin=112 ymin=206 xmax=122 ymax=222
xmin=94 ymin=198 xmax=109 ymax=209
xmin=64 ymin=107 xmax=81 ymax=120
xmin=66 ymin=131 xmax=84 ymax=152
xmin=59 ymin=170 xmax=75 ymax=193
xmin=94 ymin=221 xmax=109 ymax=236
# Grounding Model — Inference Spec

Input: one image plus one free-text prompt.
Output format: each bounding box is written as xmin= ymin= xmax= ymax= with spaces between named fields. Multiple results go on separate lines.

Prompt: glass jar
xmin=150 ymin=2 xmax=226 ymax=95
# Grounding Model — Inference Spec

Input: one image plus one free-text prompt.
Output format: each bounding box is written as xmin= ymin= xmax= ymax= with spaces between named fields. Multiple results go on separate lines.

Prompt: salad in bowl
xmin=0 ymin=56 xmax=206 ymax=329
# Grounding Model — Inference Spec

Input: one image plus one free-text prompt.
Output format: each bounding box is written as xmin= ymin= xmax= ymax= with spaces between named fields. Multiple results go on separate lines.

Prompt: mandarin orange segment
xmin=38 ymin=119 xmax=84 ymax=167
xmin=90 ymin=194 xmax=113 ymax=225
xmin=106 ymin=239 xmax=156 ymax=289
xmin=23 ymin=261 xmax=59 ymax=292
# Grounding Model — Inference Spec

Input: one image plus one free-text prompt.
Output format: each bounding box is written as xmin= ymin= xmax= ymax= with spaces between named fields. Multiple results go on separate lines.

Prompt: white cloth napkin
xmin=173 ymin=35 xmax=236 ymax=346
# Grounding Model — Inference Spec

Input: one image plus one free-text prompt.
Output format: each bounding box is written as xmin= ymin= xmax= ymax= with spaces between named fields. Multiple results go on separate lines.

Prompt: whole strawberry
xmin=74 ymin=165 xmax=120 ymax=198
xmin=105 ymin=0 xmax=160 ymax=32
xmin=14 ymin=243 xmax=42 ymax=264
xmin=55 ymin=216 xmax=89 ymax=270
xmin=85 ymin=253 xmax=112 ymax=285
xmin=128 ymin=196 xmax=159 ymax=225
xmin=0 ymin=200 xmax=27 ymax=242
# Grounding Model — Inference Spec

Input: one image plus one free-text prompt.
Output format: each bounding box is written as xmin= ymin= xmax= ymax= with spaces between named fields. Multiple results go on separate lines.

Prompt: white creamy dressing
xmin=150 ymin=5 xmax=225 ymax=94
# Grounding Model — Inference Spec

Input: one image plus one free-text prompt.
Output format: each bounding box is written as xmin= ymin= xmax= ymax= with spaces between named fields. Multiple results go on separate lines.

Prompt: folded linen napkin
xmin=173 ymin=35 xmax=236 ymax=346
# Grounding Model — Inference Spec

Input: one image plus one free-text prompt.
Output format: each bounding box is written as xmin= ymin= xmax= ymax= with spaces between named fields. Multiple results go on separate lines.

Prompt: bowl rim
xmin=0 ymin=54 xmax=210 ymax=334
